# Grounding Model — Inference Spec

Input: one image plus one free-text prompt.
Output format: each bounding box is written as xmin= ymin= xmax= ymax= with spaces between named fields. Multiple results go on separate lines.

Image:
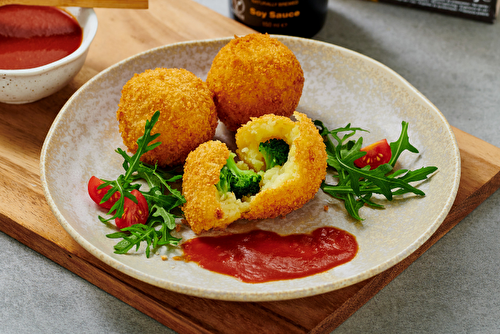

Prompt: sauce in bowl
xmin=182 ymin=227 xmax=358 ymax=283
xmin=0 ymin=5 xmax=82 ymax=70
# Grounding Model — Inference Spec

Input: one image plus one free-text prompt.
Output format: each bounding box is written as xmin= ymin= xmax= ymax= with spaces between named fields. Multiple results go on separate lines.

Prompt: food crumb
xmin=161 ymin=255 xmax=168 ymax=261
xmin=173 ymin=255 xmax=187 ymax=262
xmin=324 ymin=205 xmax=329 ymax=212
xmin=175 ymin=224 xmax=181 ymax=232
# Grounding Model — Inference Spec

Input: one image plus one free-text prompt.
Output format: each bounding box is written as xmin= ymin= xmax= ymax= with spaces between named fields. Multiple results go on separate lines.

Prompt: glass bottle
xmin=230 ymin=0 xmax=328 ymax=38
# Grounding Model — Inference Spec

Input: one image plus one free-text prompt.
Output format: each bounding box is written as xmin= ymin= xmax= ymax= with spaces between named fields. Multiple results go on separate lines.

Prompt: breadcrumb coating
xmin=182 ymin=112 xmax=327 ymax=234
xmin=206 ymin=33 xmax=304 ymax=132
xmin=182 ymin=140 xmax=250 ymax=234
xmin=117 ymin=68 xmax=218 ymax=167
xmin=238 ymin=112 xmax=327 ymax=220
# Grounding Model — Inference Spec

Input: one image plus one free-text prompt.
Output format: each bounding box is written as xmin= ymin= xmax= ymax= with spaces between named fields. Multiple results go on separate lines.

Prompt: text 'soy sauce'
xmin=0 ymin=5 xmax=82 ymax=70
xmin=229 ymin=0 xmax=328 ymax=38
xmin=182 ymin=227 xmax=358 ymax=283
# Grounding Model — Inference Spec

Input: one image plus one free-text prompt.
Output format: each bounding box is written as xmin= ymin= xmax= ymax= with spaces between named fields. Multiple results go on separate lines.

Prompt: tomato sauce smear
xmin=0 ymin=5 xmax=82 ymax=70
xmin=182 ymin=227 xmax=358 ymax=283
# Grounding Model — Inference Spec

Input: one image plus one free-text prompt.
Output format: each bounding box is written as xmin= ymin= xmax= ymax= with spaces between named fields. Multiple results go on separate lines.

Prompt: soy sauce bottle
xmin=230 ymin=0 xmax=328 ymax=38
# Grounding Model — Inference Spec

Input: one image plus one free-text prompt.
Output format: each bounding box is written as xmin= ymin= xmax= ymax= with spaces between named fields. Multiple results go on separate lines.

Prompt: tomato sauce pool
xmin=182 ymin=227 xmax=358 ymax=283
xmin=0 ymin=5 xmax=82 ymax=70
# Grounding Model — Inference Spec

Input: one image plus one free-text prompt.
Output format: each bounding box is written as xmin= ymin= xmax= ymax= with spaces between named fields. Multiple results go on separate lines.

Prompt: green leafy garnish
xmin=315 ymin=120 xmax=437 ymax=221
xmin=98 ymin=111 xmax=185 ymax=257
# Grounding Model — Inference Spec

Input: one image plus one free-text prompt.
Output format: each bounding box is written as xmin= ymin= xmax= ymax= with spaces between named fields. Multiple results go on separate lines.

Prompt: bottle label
xmin=232 ymin=0 xmax=301 ymax=30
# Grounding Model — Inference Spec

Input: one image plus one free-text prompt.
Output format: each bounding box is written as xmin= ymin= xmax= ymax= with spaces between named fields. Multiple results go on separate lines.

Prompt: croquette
xmin=206 ymin=34 xmax=305 ymax=132
xmin=182 ymin=140 xmax=251 ymax=234
xmin=117 ymin=68 xmax=218 ymax=167
xmin=238 ymin=112 xmax=327 ymax=220
xmin=181 ymin=112 xmax=327 ymax=234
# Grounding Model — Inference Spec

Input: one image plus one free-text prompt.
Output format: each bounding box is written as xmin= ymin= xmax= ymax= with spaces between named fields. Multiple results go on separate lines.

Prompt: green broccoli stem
xmin=216 ymin=165 xmax=231 ymax=195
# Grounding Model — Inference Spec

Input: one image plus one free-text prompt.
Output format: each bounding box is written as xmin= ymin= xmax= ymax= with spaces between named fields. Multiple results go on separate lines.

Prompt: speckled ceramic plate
xmin=40 ymin=36 xmax=460 ymax=302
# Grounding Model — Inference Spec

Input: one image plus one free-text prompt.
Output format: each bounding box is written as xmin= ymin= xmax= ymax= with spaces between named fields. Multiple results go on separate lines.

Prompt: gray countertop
xmin=2 ymin=0 xmax=499 ymax=333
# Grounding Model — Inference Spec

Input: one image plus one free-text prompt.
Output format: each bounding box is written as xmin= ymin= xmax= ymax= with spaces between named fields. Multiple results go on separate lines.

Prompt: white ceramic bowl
xmin=0 ymin=7 xmax=98 ymax=104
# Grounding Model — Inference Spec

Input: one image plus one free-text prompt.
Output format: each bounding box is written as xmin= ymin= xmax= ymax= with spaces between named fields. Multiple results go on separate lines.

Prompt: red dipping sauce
xmin=182 ymin=227 xmax=358 ymax=283
xmin=0 ymin=5 xmax=82 ymax=70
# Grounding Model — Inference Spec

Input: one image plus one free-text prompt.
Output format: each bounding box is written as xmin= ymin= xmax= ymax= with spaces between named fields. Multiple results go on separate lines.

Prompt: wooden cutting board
xmin=2 ymin=1 xmax=500 ymax=333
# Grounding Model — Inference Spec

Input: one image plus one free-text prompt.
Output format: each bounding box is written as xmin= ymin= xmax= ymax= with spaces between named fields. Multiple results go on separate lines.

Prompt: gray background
xmin=2 ymin=0 xmax=499 ymax=333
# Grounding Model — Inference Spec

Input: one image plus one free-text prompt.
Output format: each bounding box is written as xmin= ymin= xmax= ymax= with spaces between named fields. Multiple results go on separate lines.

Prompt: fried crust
xmin=237 ymin=112 xmax=327 ymax=220
xmin=206 ymin=33 xmax=304 ymax=132
xmin=117 ymin=68 xmax=218 ymax=167
xmin=182 ymin=140 xmax=239 ymax=235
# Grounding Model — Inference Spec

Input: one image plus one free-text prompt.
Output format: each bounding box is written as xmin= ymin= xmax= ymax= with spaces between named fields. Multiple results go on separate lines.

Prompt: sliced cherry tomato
xmin=88 ymin=176 xmax=120 ymax=210
xmin=354 ymin=139 xmax=392 ymax=170
xmin=115 ymin=189 xmax=149 ymax=230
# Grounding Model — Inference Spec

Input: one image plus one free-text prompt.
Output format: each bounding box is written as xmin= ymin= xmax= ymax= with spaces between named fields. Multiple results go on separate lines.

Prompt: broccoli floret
xmin=216 ymin=165 xmax=232 ymax=196
xmin=258 ymin=138 xmax=290 ymax=170
xmin=216 ymin=152 xmax=262 ymax=199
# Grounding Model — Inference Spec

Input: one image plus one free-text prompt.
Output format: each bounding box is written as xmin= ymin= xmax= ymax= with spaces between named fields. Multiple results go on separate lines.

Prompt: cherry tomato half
xmin=354 ymin=139 xmax=392 ymax=170
xmin=115 ymin=189 xmax=149 ymax=230
xmin=88 ymin=176 xmax=120 ymax=210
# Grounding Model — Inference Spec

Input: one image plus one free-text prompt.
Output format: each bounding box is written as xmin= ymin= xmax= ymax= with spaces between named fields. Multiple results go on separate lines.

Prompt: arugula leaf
xmin=389 ymin=121 xmax=419 ymax=166
xmin=97 ymin=112 xmax=162 ymax=222
xmin=316 ymin=120 xmax=437 ymax=221
xmin=93 ymin=111 xmax=186 ymax=257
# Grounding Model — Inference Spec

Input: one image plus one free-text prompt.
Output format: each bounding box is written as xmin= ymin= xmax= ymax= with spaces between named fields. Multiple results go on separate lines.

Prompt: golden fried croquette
xmin=182 ymin=140 xmax=251 ymax=234
xmin=206 ymin=33 xmax=304 ymax=132
xmin=238 ymin=112 xmax=327 ymax=220
xmin=117 ymin=68 xmax=218 ymax=167
xmin=181 ymin=112 xmax=326 ymax=234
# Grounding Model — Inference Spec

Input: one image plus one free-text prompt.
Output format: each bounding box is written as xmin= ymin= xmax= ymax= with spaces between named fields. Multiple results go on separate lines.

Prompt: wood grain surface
xmin=1 ymin=1 xmax=500 ymax=333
